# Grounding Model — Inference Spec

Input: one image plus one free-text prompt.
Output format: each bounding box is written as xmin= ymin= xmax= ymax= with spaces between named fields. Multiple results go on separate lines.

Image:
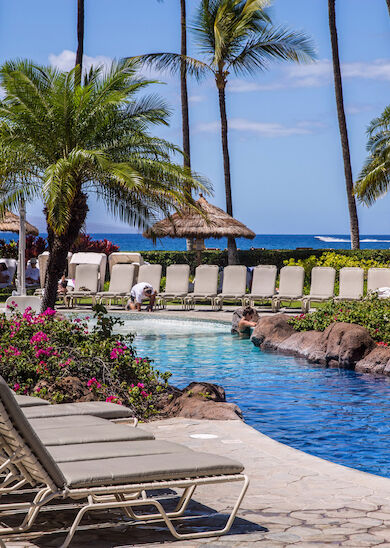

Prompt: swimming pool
xmin=112 ymin=315 xmax=390 ymax=478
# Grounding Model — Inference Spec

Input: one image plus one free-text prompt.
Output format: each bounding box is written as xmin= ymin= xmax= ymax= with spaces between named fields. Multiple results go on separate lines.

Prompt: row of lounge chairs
xmin=58 ymin=263 xmax=390 ymax=311
xmin=0 ymin=377 xmax=248 ymax=545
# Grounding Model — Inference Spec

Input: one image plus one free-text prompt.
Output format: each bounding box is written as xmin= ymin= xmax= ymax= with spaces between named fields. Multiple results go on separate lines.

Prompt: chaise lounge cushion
xmin=37 ymin=423 xmax=154 ymax=446
xmin=49 ymin=440 xmax=192 ymax=463
xmin=23 ymin=401 xmax=133 ymax=420
xmin=29 ymin=415 xmax=114 ymax=430
xmin=59 ymin=452 xmax=244 ymax=488
xmin=15 ymin=395 xmax=50 ymax=407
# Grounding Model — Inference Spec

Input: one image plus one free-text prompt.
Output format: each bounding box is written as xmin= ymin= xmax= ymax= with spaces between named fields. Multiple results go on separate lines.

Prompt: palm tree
xmin=328 ymin=0 xmax=360 ymax=249
xmin=386 ymin=0 xmax=390 ymax=16
xmin=355 ymin=105 xmax=390 ymax=206
xmin=135 ymin=0 xmax=315 ymax=263
xmin=0 ymin=60 xmax=209 ymax=310
xmin=75 ymin=0 xmax=84 ymax=74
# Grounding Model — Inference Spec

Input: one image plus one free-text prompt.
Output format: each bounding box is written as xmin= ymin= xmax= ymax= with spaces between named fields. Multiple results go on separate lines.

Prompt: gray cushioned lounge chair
xmin=301 ymin=267 xmax=336 ymax=312
xmin=334 ymin=267 xmax=364 ymax=302
xmin=185 ymin=265 xmax=219 ymax=310
xmin=214 ymin=265 xmax=247 ymax=309
xmin=245 ymin=265 xmax=277 ymax=307
xmin=0 ymin=376 xmax=248 ymax=546
xmin=15 ymin=395 xmax=50 ymax=407
xmin=157 ymin=264 xmax=190 ymax=309
xmin=272 ymin=266 xmax=305 ymax=312
xmin=66 ymin=264 xmax=99 ymax=308
xmin=96 ymin=263 xmax=135 ymax=306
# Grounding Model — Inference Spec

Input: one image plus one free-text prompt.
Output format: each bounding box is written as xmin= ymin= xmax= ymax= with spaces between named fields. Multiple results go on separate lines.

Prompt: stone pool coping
xmin=7 ymin=418 xmax=390 ymax=546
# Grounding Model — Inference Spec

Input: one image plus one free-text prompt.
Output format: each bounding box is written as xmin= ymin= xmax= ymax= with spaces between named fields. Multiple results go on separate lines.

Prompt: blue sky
xmin=1 ymin=0 xmax=390 ymax=235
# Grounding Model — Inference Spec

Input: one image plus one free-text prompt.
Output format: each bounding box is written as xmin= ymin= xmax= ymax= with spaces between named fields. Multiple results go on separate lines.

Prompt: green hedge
xmin=141 ymin=249 xmax=390 ymax=274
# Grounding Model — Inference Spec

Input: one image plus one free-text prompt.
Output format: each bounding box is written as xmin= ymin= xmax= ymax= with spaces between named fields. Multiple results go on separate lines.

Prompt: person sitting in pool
xmin=238 ymin=306 xmax=258 ymax=334
xmin=126 ymin=282 xmax=157 ymax=312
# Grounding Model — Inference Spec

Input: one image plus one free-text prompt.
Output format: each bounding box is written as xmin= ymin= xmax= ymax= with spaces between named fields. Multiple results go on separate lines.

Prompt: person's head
xmin=242 ymin=306 xmax=255 ymax=321
xmin=144 ymin=287 xmax=153 ymax=297
xmin=30 ymin=258 xmax=37 ymax=268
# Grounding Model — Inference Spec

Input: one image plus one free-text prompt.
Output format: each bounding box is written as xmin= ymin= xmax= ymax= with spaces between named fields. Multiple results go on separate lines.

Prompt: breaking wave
xmin=315 ymin=236 xmax=390 ymax=243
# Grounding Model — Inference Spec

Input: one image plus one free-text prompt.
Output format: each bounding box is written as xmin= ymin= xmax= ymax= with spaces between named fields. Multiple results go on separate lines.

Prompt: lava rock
xmin=251 ymin=314 xmax=295 ymax=349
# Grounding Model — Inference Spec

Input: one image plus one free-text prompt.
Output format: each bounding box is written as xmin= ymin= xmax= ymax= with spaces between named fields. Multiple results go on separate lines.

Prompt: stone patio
xmin=3 ymin=418 xmax=390 ymax=547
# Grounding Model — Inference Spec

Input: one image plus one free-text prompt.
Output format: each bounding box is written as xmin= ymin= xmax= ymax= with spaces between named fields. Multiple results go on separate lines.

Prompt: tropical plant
xmin=355 ymin=105 xmax=390 ymax=207
xmin=0 ymin=59 xmax=209 ymax=310
xmin=328 ymin=0 xmax=360 ymax=249
xmin=135 ymin=0 xmax=315 ymax=264
xmin=71 ymin=233 xmax=120 ymax=255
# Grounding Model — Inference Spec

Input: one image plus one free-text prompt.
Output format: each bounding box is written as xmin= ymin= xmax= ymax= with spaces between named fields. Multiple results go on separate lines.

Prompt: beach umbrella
xmin=144 ymin=195 xmax=255 ymax=261
xmin=0 ymin=209 xmax=39 ymax=296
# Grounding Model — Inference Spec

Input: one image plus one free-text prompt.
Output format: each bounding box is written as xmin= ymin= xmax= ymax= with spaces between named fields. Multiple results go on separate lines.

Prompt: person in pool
xmin=238 ymin=306 xmax=258 ymax=334
xmin=126 ymin=282 xmax=157 ymax=312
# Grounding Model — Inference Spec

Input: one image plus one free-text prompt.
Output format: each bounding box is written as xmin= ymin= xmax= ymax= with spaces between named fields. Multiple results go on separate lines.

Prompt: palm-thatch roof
xmin=0 ymin=211 xmax=39 ymax=236
xmin=144 ymin=195 xmax=255 ymax=240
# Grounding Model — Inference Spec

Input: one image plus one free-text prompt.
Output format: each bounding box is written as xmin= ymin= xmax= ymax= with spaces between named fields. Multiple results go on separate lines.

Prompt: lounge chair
xmin=65 ymin=264 xmax=99 ymax=308
xmin=5 ymin=296 xmax=42 ymax=318
xmin=214 ymin=265 xmax=247 ymax=309
xmin=96 ymin=263 xmax=135 ymax=306
xmin=15 ymin=395 xmax=50 ymax=407
xmin=301 ymin=267 xmax=336 ymax=312
xmin=245 ymin=265 xmax=277 ymax=307
xmin=185 ymin=265 xmax=219 ymax=310
xmin=22 ymin=401 xmax=134 ymax=421
xmin=0 ymin=376 xmax=248 ymax=545
xmin=367 ymin=267 xmax=390 ymax=296
xmin=0 ymin=258 xmax=17 ymax=289
xmin=137 ymin=264 xmax=162 ymax=292
xmin=272 ymin=266 xmax=305 ymax=312
xmin=157 ymin=264 xmax=190 ymax=309
xmin=334 ymin=267 xmax=364 ymax=302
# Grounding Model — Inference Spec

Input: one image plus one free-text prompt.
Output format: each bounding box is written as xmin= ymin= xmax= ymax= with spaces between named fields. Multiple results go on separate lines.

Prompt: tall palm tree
xmin=328 ymin=0 xmax=360 ymax=249
xmin=75 ymin=0 xmax=84 ymax=75
xmin=386 ymin=0 xmax=390 ymax=16
xmin=355 ymin=105 xmax=390 ymax=205
xmin=135 ymin=0 xmax=315 ymax=263
xmin=0 ymin=60 xmax=209 ymax=309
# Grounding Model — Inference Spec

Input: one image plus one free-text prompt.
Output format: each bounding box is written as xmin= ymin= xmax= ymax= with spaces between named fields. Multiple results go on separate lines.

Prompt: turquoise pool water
xmin=113 ymin=316 xmax=390 ymax=478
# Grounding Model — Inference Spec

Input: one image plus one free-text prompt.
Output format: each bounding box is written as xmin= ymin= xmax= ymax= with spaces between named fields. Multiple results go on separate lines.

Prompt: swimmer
xmin=238 ymin=306 xmax=257 ymax=333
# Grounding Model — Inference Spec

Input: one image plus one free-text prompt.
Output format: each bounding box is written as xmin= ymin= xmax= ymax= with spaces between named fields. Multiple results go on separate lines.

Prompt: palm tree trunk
xmin=217 ymin=76 xmax=238 ymax=264
xmin=42 ymin=191 xmax=88 ymax=310
xmin=386 ymin=0 xmax=390 ymax=16
xmin=75 ymin=0 xmax=84 ymax=81
xmin=328 ymin=0 xmax=360 ymax=249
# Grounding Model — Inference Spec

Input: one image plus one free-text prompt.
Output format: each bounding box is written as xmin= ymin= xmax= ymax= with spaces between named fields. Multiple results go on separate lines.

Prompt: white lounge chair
xmin=69 ymin=252 xmax=107 ymax=291
xmin=185 ymin=265 xmax=219 ymax=310
xmin=5 ymin=296 xmax=42 ymax=318
xmin=301 ymin=267 xmax=336 ymax=312
xmin=272 ymin=266 xmax=305 ymax=312
xmin=334 ymin=267 xmax=364 ymax=302
xmin=0 ymin=376 xmax=248 ymax=545
xmin=367 ymin=268 xmax=390 ymax=297
xmin=137 ymin=264 xmax=162 ymax=292
xmin=245 ymin=265 xmax=277 ymax=307
xmin=214 ymin=265 xmax=247 ymax=309
xmin=96 ymin=263 xmax=135 ymax=306
xmin=65 ymin=264 xmax=99 ymax=308
xmin=157 ymin=264 xmax=190 ymax=309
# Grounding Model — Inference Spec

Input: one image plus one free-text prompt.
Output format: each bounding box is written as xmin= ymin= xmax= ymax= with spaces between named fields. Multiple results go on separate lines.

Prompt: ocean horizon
xmin=2 ymin=232 xmax=390 ymax=251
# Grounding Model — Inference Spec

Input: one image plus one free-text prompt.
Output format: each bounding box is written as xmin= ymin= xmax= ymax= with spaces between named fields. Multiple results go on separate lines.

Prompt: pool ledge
xmin=140 ymin=418 xmax=390 ymax=546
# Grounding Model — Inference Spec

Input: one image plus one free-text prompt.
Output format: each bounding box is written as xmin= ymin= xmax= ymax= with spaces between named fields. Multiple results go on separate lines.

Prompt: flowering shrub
xmin=71 ymin=234 xmax=119 ymax=256
xmin=0 ymin=303 xmax=170 ymax=418
xmin=288 ymin=296 xmax=390 ymax=345
xmin=0 ymin=235 xmax=47 ymax=261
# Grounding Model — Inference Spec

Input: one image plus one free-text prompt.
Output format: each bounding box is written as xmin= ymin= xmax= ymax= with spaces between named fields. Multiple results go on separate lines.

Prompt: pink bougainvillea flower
xmin=13 ymin=383 xmax=20 ymax=391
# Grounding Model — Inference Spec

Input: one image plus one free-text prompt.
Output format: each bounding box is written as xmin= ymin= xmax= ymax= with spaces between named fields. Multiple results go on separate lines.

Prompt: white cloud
xmin=230 ymin=58 xmax=390 ymax=92
xmin=49 ymin=50 xmax=112 ymax=72
xmin=189 ymin=94 xmax=204 ymax=103
xmin=196 ymin=117 xmax=322 ymax=137
xmin=345 ymin=103 xmax=376 ymax=115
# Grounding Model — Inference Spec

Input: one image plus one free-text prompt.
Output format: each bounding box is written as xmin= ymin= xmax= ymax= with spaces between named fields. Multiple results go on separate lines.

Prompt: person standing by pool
xmin=238 ymin=307 xmax=258 ymax=334
xmin=126 ymin=282 xmax=157 ymax=312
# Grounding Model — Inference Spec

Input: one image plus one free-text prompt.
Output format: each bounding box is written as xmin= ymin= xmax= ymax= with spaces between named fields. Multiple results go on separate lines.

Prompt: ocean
xmin=2 ymin=232 xmax=390 ymax=251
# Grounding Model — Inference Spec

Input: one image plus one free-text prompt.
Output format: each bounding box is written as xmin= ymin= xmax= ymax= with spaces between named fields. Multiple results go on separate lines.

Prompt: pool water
xmin=114 ymin=316 xmax=390 ymax=478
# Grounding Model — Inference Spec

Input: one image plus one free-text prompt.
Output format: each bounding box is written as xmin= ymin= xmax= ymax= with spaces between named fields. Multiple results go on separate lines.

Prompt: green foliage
xmin=0 ymin=304 xmax=171 ymax=419
xmin=288 ymin=297 xmax=390 ymax=345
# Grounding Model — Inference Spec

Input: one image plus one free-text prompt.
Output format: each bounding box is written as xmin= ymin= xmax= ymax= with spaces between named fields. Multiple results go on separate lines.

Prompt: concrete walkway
xmin=4 ymin=419 xmax=390 ymax=547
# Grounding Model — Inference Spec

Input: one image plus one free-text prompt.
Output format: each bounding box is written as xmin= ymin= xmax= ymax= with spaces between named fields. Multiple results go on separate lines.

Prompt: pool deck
xmin=5 ymin=418 xmax=390 ymax=547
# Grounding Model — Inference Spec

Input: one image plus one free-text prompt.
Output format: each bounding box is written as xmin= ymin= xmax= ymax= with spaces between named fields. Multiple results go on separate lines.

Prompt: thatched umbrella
xmin=0 ymin=210 xmax=39 ymax=296
xmin=0 ymin=210 xmax=39 ymax=235
xmin=144 ymin=195 xmax=255 ymax=260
